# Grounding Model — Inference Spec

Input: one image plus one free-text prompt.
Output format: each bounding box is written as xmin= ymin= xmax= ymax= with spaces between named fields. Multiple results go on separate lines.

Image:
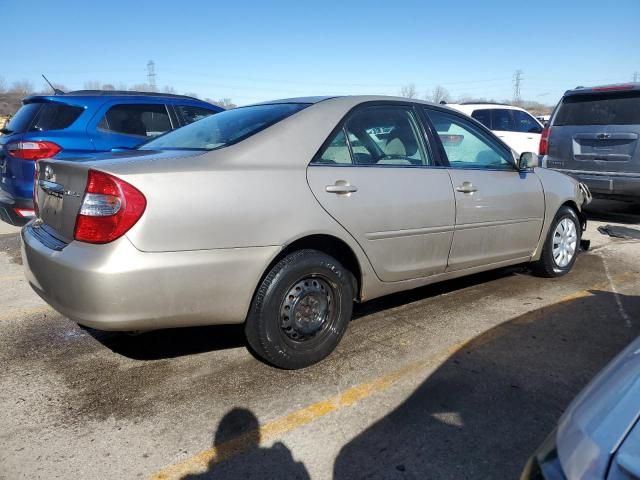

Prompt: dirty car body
xmin=22 ymin=96 xmax=590 ymax=368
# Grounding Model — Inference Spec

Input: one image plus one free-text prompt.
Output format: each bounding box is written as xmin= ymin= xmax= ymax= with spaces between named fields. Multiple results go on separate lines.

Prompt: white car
xmin=447 ymin=103 xmax=544 ymax=155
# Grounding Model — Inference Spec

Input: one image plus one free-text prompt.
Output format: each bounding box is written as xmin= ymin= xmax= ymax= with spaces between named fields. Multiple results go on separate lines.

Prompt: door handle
xmin=326 ymin=181 xmax=358 ymax=194
xmin=455 ymin=181 xmax=478 ymax=194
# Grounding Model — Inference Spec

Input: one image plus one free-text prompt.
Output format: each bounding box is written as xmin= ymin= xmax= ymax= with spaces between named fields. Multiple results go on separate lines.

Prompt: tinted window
xmin=30 ymin=103 xmax=84 ymax=132
xmin=426 ymin=109 xmax=513 ymax=170
xmin=471 ymin=109 xmax=492 ymax=129
xmin=491 ymin=109 xmax=515 ymax=131
xmin=99 ymin=104 xmax=172 ymax=137
xmin=554 ymin=91 xmax=640 ymax=126
xmin=315 ymin=129 xmax=352 ymax=164
xmin=140 ymin=103 xmax=309 ymax=151
xmin=341 ymin=106 xmax=430 ymax=166
xmin=512 ymin=110 xmax=543 ymax=133
xmin=176 ymin=105 xmax=217 ymax=125
xmin=4 ymin=102 xmax=84 ymax=134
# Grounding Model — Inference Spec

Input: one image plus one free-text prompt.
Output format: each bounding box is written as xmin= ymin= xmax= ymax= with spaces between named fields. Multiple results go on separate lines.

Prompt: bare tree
xmin=0 ymin=76 xmax=6 ymax=93
xmin=399 ymin=84 xmax=417 ymax=99
xmin=429 ymin=85 xmax=450 ymax=104
xmin=83 ymin=80 xmax=102 ymax=90
xmin=206 ymin=98 xmax=237 ymax=109
xmin=9 ymin=80 xmax=34 ymax=96
xmin=184 ymin=92 xmax=200 ymax=99
xmin=130 ymin=83 xmax=151 ymax=92
xmin=102 ymin=84 xmax=116 ymax=90
xmin=163 ymin=85 xmax=177 ymax=94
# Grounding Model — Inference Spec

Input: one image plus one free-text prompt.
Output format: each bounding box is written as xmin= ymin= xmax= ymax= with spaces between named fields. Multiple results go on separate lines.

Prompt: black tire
xmin=532 ymin=206 xmax=581 ymax=278
xmin=245 ymin=249 xmax=354 ymax=369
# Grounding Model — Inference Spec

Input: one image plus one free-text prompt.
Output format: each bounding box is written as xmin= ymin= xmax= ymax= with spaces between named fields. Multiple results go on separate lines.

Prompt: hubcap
xmin=280 ymin=277 xmax=333 ymax=341
xmin=552 ymin=218 xmax=578 ymax=268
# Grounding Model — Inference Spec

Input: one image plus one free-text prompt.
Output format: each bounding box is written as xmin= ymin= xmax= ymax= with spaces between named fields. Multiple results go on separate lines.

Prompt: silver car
xmin=521 ymin=335 xmax=640 ymax=479
xmin=22 ymin=96 xmax=590 ymax=369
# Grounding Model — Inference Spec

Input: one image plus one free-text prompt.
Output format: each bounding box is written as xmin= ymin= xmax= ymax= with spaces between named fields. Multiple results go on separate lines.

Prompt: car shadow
xmin=585 ymin=199 xmax=640 ymax=225
xmin=86 ymin=265 xmax=526 ymax=361
xmin=333 ymin=290 xmax=640 ymax=480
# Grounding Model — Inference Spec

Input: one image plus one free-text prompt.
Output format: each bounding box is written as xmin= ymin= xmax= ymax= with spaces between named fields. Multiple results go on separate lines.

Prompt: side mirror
xmin=519 ymin=152 xmax=539 ymax=170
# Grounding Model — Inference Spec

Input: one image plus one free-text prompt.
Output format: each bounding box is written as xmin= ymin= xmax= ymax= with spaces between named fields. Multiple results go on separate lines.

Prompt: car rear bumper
xmin=21 ymin=221 xmax=280 ymax=331
xmin=0 ymin=189 xmax=34 ymax=226
xmin=548 ymin=169 xmax=640 ymax=200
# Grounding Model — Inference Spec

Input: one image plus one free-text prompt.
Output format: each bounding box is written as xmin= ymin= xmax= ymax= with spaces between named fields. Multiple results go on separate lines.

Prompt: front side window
xmin=491 ymin=109 xmax=515 ymax=131
xmin=512 ymin=110 xmax=543 ymax=133
xmin=343 ymin=106 xmax=429 ymax=166
xmin=425 ymin=109 xmax=513 ymax=170
xmin=176 ymin=105 xmax=218 ymax=125
xmin=140 ymin=103 xmax=309 ymax=151
xmin=98 ymin=104 xmax=172 ymax=137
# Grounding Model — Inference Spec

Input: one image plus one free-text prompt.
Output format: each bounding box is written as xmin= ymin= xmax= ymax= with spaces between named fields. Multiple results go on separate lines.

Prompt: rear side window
xmin=176 ymin=105 xmax=218 ymax=125
xmin=98 ymin=104 xmax=172 ymax=137
xmin=491 ymin=109 xmax=515 ymax=131
xmin=5 ymin=102 xmax=83 ymax=133
xmin=140 ymin=103 xmax=309 ymax=151
xmin=554 ymin=92 xmax=640 ymax=126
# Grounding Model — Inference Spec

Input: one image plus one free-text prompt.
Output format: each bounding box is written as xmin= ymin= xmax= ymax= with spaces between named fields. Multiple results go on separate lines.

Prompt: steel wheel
xmin=280 ymin=276 xmax=335 ymax=342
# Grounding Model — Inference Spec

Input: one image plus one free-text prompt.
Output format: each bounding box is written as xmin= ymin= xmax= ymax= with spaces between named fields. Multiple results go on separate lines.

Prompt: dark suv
xmin=0 ymin=90 xmax=223 ymax=225
xmin=542 ymin=83 xmax=640 ymax=202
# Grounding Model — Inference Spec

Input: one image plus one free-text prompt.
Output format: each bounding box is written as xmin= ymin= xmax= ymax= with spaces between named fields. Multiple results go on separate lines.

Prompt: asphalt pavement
xmin=1 ymin=199 xmax=639 ymax=479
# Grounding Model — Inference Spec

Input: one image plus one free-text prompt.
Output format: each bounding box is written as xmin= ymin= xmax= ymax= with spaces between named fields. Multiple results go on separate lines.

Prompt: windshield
xmin=140 ymin=103 xmax=310 ymax=151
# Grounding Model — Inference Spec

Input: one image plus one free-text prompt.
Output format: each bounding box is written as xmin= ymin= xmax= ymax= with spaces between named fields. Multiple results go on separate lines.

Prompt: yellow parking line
xmin=150 ymin=340 xmax=464 ymax=480
xmin=150 ymin=271 xmax=638 ymax=480
xmin=0 ymin=305 xmax=51 ymax=322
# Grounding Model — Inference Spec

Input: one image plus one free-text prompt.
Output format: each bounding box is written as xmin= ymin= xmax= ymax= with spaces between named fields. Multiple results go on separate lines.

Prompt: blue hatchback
xmin=0 ymin=90 xmax=223 ymax=225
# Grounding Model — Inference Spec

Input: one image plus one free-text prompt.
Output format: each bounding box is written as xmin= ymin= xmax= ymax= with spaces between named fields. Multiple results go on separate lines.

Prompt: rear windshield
xmin=5 ymin=102 xmax=83 ymax=133
xmin=139 ymin=103 xmax=309 ymax=151
xmin=554 ymin=91 xmax=640 ymax=126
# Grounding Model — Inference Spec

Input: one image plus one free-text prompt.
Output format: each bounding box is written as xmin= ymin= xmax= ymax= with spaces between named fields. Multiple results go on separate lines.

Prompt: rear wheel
xmin=245 ymin=249 xmax=354 ymax=369
xmin=532 ymin=206 xmax=581 ymax=277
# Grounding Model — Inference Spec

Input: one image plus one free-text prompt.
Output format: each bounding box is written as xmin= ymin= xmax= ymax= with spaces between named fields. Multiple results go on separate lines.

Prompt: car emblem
xmin=44 ymin=166 xmax=55 ymax=182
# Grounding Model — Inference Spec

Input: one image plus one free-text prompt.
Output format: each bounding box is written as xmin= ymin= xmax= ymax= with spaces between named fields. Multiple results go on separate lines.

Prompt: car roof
xmin=23 ymin=90 xmax=221 ymax=108
xmin=564 ymin=82 xmax=640 ymax=96
xmin=247 ymin=95 xmax=445 ymax=108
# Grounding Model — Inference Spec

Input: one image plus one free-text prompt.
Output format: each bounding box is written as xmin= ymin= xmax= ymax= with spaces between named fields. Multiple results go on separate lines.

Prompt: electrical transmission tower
xmin=147 ymin=60 xmax=157 ymax=91
xmin=513 ymin=70 xmax=523 ymax=105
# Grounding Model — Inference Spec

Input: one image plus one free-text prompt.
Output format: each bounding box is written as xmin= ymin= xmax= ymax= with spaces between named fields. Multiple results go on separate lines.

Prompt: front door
xmin=307 ymin=104 xmax=455 ymax=282
xmin=423 ymin=108 xmax=544 ymax=271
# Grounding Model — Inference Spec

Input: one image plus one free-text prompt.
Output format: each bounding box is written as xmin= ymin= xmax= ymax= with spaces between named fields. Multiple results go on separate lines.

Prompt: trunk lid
xmin=35 ymin=159 xmax=90 ymax=241
xmin=547 ymin=90 xmax=640 ymax=174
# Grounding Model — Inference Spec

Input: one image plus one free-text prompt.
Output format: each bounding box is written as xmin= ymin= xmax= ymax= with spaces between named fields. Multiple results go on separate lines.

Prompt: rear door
xmin=307 ymin=103 xmax=456 ymax=282
xmin=424 ymin=108 xmax=544 ymax=271
xmin=89 ymin=101 xmax=175 ymax=150
xmin=510 ymin=109 xmax=543 ymax=154
xmin=548 ymin=90 xmax=640 ymax=175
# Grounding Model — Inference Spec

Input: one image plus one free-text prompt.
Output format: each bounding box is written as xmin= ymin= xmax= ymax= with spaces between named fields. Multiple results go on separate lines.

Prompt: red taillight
xmin=7 ymin=141 xmax=62 ymax=160
xmin=74 ymin=170 xmax=146 ymax=244
xmin=539 ymin=126 xmax=551 ymax=156
xmin=592 ymin=84 xmax=634 ymax=92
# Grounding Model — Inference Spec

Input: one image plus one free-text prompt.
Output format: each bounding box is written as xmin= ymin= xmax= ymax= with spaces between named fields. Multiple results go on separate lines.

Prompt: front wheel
xmin=532 ymin=206 xmax=581 ymax=278
xmin=245 ymin=249 xmax=354 ymax=369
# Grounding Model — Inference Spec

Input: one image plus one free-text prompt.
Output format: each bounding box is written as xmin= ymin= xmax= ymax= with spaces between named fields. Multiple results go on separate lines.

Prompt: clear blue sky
xmin=3 ymin=0 xmax=639 ymax=105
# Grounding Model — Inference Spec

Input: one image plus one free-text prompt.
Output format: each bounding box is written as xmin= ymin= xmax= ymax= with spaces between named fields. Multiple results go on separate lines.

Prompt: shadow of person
xmin=182 ymin=408 xmax=310 ymax=480
xmin=333 ymin=290 xmax=640 ymax=480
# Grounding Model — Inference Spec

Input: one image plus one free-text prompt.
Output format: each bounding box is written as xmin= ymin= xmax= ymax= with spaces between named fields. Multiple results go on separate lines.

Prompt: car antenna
xmin=42 ymin=74 xmax=65 ymax=95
